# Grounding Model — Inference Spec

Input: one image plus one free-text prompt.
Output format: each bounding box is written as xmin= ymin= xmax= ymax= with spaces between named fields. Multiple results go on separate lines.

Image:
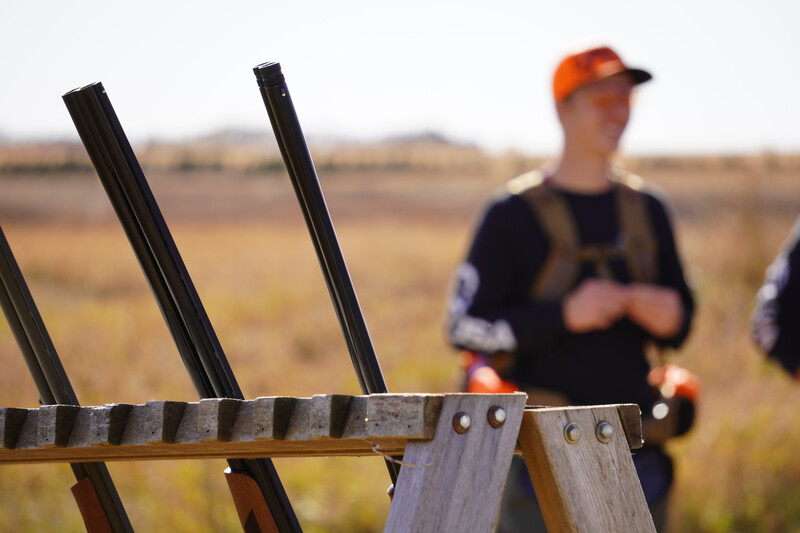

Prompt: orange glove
xmin=648 ymin=363 xmax=701 ymax=402
xmin=460 ymin=352 xmax=518 ymax=394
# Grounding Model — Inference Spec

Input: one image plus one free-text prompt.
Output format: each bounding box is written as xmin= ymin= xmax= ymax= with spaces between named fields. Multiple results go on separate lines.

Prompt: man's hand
xmin=625 ymin=283 xmax=683 ymax=339
xmin=563 ymin=279 xmax=628 ymax=333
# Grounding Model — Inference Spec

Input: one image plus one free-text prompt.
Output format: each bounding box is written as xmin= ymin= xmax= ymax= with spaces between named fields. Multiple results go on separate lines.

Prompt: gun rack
xmin=0 ymin=393 xmax=655 ymax=532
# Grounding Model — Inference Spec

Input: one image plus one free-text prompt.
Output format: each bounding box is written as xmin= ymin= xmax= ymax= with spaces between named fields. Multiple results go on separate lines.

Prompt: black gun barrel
xmin=62 ymin=83 xmax=301 ymax=533
xmin=252 ymin=62 xmax=388 ymax=396
xmin=253 ymin=62 xmax=399 ymax=482
xmin=0 ymin=225 xmax=134 ymax=532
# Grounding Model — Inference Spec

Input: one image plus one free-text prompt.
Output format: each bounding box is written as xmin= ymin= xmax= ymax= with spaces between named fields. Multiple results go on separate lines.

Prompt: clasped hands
xmin=563 ymin=278 xmax=683 ymax=338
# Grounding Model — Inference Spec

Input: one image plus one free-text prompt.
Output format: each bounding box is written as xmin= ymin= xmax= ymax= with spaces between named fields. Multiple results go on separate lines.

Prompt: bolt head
xmin=652 ymin=402 xmax=669 ymax=420
xmin=564 ymin=421 xmax=581 ymax=444
xmin=453 ymin=411 xmax=471 ymax=434
xmin=487 ymin=406 xmax=507 ymax=428
xmin=596 ymin=421 xmax=614 ymax=443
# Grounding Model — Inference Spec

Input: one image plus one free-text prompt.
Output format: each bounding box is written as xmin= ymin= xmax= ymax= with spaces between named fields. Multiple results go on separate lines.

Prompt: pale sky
xmin=1 ymin=1 xmax=798 ymax=155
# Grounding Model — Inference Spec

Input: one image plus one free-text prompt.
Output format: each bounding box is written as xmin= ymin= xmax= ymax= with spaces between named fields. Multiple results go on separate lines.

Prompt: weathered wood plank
xmin=616 ymin=404 xmax=644 ymax=449
xmin=141 ymin=401 xmax=187 ymax=444
xmin=283 ymin=398 xmax=311 ymax=441
xmin=341 ymin=396 xmax=368 ymax=440
xmin=172 ymin=402 xmax=199 ymax=444
xmin=252 ymin=397 xmax=297 ymax=441
xmin=0 ymin=407 xmax=28 ymax=449
xmin=198 ymin=398 xmax=242 ymax=443
xmin=0 ymin=394 xmax=452 ymax=464
xmin=14 ymin=409 xmax=38 ymax=450
xmin=367 ymin=393 xmax=443 ymax=439
xmin=37 ymin=405 xmax=80 ymax=448
xmin=385 ymin=392 xmax=527 ymax=533
xmin=89 ymin=404 xmax=134 ymax=446
xmin=517 ymin=404 xmax=655 ymax=533
xmin=310 ymin=394 xmax=353 ymax=439
xmin=229 ymin=400 xmax=254 ymax=442
xmin=65 ymin=406 xmax=91 ymax=447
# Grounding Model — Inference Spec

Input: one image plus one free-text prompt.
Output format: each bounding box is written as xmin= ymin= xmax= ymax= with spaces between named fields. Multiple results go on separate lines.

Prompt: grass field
xmin=1 ymin=148 xmax=800 ymax=532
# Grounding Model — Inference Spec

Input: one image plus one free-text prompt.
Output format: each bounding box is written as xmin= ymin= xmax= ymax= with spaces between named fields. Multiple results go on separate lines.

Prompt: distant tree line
xmin=1 ymin=140 xmax=798 ymax=176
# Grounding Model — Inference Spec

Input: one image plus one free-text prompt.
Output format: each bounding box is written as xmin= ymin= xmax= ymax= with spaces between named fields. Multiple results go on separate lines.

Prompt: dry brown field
xmin=1 ymin=146 xmax=800 ymax=532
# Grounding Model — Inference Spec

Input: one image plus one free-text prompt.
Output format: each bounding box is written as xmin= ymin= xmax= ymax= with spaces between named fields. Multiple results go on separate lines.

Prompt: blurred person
xmin=445 ymin=46 xmax=695 ymax=532
xmin=752 ymin=215 xmax=800 ymax=377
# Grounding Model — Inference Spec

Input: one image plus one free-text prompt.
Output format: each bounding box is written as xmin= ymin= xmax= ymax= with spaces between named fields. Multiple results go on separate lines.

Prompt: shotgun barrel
xmin=0 ymin=224 xmax=134 ymax=532
xmin=253 ymin=62 xmax=399 ymax=482
xmin=62 ymin=83 xmax=301 ymax=533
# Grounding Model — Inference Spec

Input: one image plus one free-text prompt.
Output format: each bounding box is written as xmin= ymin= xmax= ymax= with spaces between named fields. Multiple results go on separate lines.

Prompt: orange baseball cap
xmin=553 ymin=46 xmax=652 ymax=102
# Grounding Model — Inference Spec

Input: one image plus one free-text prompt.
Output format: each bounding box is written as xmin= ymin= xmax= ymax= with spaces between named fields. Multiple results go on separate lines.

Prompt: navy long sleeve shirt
xmin=447 ymin=181 xmax=694 ymax=410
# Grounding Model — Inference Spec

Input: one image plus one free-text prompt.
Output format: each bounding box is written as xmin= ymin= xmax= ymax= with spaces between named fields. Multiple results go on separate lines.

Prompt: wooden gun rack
xmin=0 ymin=392 xmax=655 ymax=532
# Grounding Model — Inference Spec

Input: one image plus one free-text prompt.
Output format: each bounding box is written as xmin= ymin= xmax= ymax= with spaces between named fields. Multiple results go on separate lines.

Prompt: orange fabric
xmin=461 ymin=351 xmax=518 ymax=394
xmin=553 ymin=46 xmax=651 ymax=102
xmin=648 ymin=363 xmax=701 ymax=402
xmin=467 ymin=366 xmax=519 ymax=394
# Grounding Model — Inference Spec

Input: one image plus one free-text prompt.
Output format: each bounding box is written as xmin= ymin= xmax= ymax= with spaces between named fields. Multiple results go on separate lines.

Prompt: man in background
xmin=445 ymin=46 xmax=695 ymax=531
xmin=752 ymin=215 xmax=800 ymax=377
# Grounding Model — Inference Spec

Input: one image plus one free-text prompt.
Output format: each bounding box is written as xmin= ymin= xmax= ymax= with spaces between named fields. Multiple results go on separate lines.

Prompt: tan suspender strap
xmin=510 ymin=171 xmax=583 ymax=301
xmin=509 ymin=169 xmax=659 ymax=302
xmin=613 ymin=174 xmax=659 ymax=283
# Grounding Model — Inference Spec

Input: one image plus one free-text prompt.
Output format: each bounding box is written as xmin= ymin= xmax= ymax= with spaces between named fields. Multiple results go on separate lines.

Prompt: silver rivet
xmin=596 ymin=422 xmax=614 ymax=444
xmin=652 ymin=402 xmax=669 ymax=420
xmin=453 ymin=412 xmax=471 ymax=434
xmin=280 ymin=88 xmax=286 ymax=97
xmin=487 ymin=406 xmax=506 ymax=428
xmin=564 ymin=421 xmax=581 ymax=444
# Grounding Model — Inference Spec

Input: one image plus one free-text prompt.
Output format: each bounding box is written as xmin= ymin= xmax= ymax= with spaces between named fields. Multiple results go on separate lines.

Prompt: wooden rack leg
xmin=384 ymin=393 xmax=527 ymax=533
xmin=517 ymin=405 xmax=656 ymax=533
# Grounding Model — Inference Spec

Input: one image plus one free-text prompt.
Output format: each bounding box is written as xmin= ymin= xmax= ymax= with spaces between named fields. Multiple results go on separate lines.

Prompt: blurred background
xmin=1 ymin=1 xmax=800 ymax=531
